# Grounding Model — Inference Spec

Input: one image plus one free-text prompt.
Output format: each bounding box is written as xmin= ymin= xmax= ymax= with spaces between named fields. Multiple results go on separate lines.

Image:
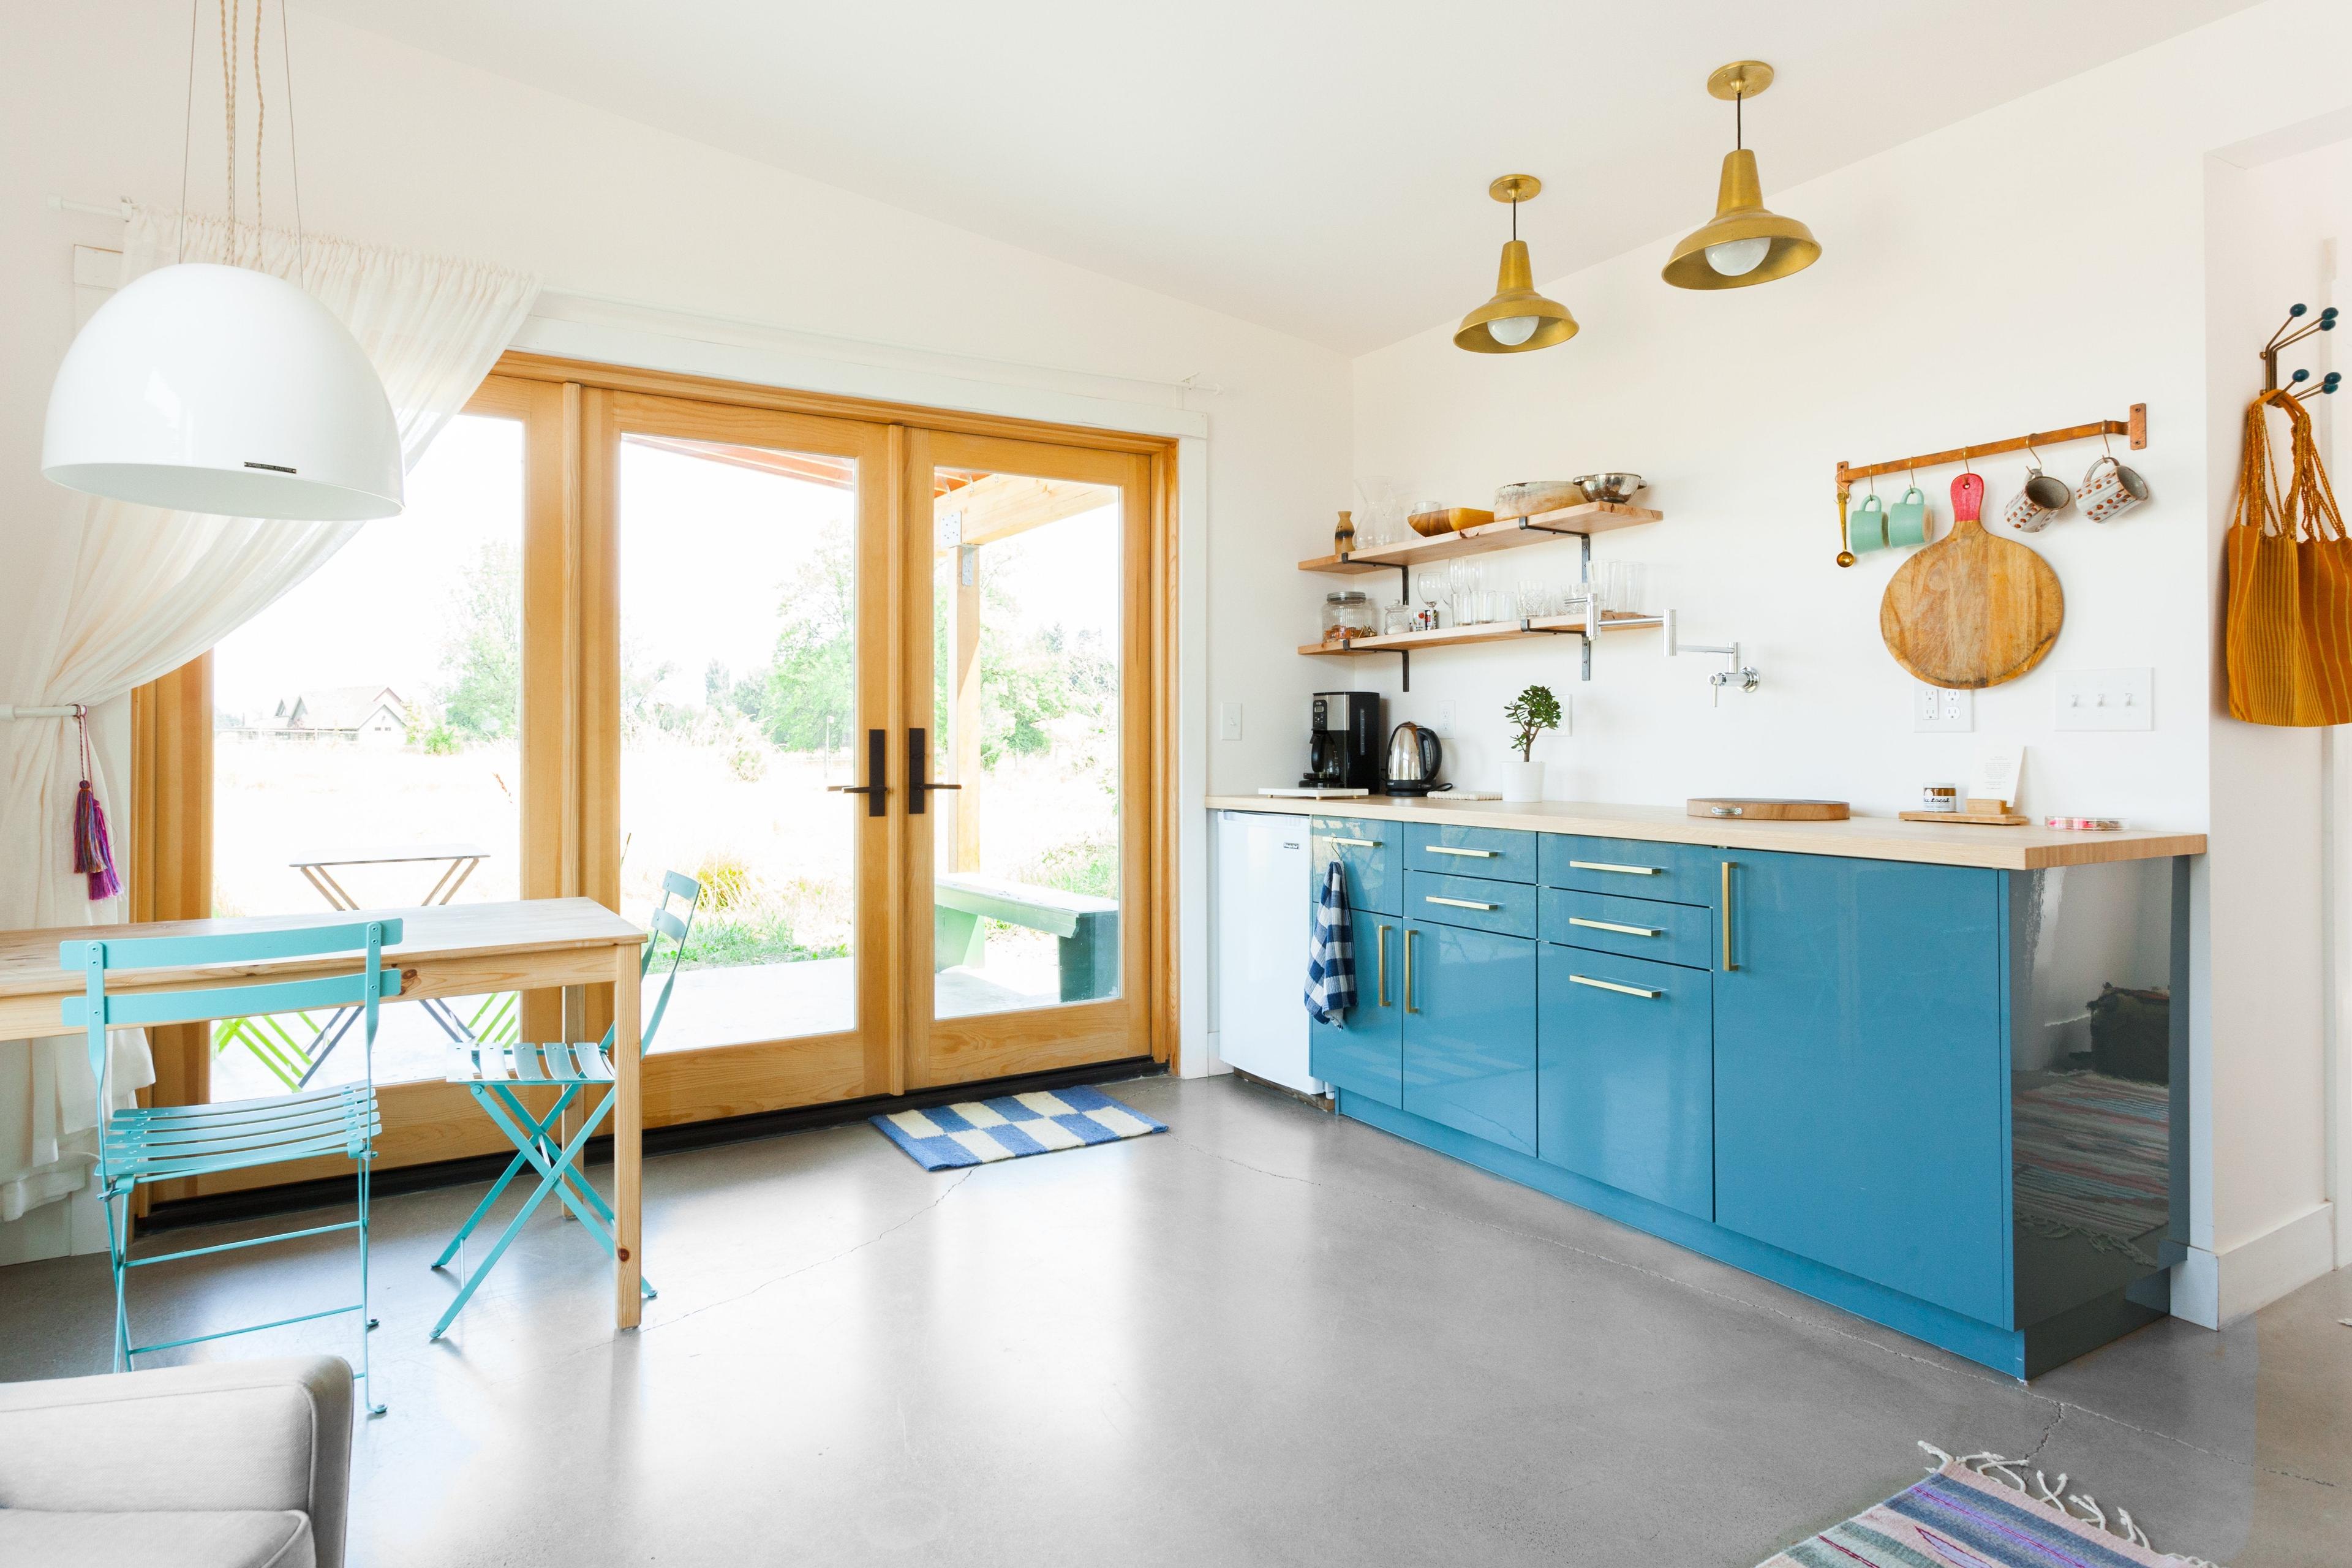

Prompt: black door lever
xmin=908 ymin=728 xmax=961 ymax=815
xmin=825 ymin=728 xmax=889 ymax=817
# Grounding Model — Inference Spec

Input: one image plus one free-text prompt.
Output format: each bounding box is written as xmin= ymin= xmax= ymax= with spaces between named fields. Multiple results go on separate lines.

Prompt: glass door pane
xmin=930 ymin=469 xmax=1125 ymax=1018
xmin=614 ymin=430 xmax=863 ymax=1054
xmin=209 ymin=412 xmax=525 ymax=1098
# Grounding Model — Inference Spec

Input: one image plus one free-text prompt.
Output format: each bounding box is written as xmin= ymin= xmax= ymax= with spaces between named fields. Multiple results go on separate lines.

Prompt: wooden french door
xmin=582 ymin=390 xmax=897 ymax=1124
xmin=901 ymin=431 xmax=1156 ymax=1086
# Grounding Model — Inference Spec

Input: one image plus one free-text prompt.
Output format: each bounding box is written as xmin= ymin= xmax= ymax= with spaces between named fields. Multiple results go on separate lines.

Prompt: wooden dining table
xmin=0 ymin=898 xmax=654 ymax=1329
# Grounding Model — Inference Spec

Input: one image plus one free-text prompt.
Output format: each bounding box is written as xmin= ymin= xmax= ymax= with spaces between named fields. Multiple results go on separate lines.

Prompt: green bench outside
xmin=933 ymin=872 xmax=1119 ymax=1002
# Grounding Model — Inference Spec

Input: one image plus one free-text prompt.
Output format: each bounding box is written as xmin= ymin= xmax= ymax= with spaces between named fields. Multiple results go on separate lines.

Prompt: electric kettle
xmin=1383 ymin=721 xmax=1449 ymax=796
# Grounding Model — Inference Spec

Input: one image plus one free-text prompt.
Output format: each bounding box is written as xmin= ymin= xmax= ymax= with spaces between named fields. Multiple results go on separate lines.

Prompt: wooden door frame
xmin=130 ymin=352 xmax=1180 ymax=1186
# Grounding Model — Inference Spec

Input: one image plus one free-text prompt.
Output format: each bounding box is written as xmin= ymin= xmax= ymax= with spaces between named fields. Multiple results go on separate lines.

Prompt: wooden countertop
xmin=1205 ymin=796 xmax=2203 ymax=870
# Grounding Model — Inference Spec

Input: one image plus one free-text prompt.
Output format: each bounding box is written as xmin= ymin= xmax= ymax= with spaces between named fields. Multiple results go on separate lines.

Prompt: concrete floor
xmin=0 ymin=1074 xmax=2343 ymax=1566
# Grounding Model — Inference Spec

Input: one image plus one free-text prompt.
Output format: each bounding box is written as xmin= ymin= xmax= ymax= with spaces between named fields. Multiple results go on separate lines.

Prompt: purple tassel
xmin=74 ymin=779 xmax=120 ymax=900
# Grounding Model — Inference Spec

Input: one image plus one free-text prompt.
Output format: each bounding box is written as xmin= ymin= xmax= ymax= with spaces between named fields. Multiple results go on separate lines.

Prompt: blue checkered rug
xmin=870 ymin=1086 xmax=1167 ymax=1170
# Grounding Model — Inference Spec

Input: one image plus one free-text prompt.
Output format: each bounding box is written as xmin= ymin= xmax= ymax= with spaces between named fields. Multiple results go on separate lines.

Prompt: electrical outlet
xmin=1218 ymin=702 xmax=1243 ymax=741
xmin=1435 ymin=701 xmax=1457 ymax=736
xmin=2054 ymin=668 xmax=2153 ymax=731
xmin=1913 ymin=683 xmax=1973 ymax=733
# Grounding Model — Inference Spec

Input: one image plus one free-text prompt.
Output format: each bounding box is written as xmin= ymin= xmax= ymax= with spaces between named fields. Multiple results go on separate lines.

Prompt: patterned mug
xmin=1886 ymin=486 xmax=1931 ymax=548
xmin=2001 ymin=466 xmax=2071 ymax=533
xmin=2079 ymin=455 xmax=2149 ymax=523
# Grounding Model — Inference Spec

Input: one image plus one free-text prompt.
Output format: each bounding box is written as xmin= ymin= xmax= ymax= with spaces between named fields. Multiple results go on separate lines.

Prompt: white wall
xmin=1341 ymin=0 xmax=2352 ymax=1323
xmin=0 ymin=1 xmax=1349 ymax=1256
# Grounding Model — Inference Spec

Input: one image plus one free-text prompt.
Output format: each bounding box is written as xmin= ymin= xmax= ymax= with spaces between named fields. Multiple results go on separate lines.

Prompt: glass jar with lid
xmin=1322 ymin=590 xmax=1376 ymax=644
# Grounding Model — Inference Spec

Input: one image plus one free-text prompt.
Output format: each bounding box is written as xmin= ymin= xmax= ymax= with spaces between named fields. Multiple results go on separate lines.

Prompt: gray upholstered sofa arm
xmin=0 ymin=1355 xmax=352 ymax=1568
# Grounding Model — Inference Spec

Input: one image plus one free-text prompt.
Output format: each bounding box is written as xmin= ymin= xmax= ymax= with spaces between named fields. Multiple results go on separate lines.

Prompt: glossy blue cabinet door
xmin=1308 ymin=907 xmax=1402 ymax=1106
xmin=1537 ymin=944 xmax=1714 ymax=1219
xmin=1712 ymin=851 xmax=2010 ymax=1327
xmin=1402 ymin=923 xmax=1537 ymax=1154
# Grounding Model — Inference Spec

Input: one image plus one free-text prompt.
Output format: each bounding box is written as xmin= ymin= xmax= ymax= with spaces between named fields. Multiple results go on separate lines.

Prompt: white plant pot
xmin=1501 ymin=759 xmax=1545 ymax=803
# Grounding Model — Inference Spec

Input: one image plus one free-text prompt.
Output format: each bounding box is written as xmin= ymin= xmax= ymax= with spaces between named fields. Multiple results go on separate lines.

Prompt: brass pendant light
xmin=1455 ymin=175 xmax=1578 ymax=353
xmin=1663 ymin=61 xmax=1820 ymax=291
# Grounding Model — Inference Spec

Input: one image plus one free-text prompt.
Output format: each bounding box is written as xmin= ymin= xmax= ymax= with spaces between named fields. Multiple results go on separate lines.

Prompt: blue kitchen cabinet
xmin=1401 ymin=918 xmax=1538 ymax=1155
xmin=1711 ymin=850 xmax=2010 ymax=1327
xmin=1537 ymin=943 xmax=1714 ymax=1221
xmin=1308 ymin=905 xmax=1402 ymax=1107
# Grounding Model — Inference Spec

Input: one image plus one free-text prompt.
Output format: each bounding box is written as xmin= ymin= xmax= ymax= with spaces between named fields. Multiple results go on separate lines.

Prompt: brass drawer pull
xmin=1331 ymin=837 xmax=1379 ymax=848
xmin=1376 ymin=924 xmax=1392 ymax=1006
xmin=1568 ymin=859 xmax=1660 ymax=876
xmin=1403 ymin=928 xmax=1417 ymax=1014
xmin=1568 ymin=916 xmax=1662 ymax=938
xmin=1425 ymin=895 xmax=1499 ymax=911
xmin=1425 ymin=845 xmax=1498 ymax=858
xmin=1569 ymin=973 xmax=1664 ymax=1000
xmin=1721 ymin=861 xmax=1737 ymax=971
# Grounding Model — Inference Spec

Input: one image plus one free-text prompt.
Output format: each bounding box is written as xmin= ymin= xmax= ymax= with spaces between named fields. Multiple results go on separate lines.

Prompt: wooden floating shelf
xmin=1300 ymin=502 xmax=1663 ymax=575
xmin=1299 ymin=611 xmax=1663 ymax=657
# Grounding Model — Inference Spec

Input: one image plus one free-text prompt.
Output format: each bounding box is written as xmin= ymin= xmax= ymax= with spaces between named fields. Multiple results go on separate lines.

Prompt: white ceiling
xmin=296 ymin=0 xmax=2257 ymax=353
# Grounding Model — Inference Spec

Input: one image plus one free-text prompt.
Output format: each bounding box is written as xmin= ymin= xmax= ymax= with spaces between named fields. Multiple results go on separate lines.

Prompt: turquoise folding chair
xmin=60 ymin=919 xmax=401 ymax=1415
xmin=429 ymin=872 xmax=701 ymax=1339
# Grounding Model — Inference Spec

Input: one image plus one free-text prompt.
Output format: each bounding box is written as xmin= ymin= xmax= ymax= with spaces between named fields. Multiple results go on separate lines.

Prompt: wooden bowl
xmin=1494 ymin=481 xmax=1583 ymax=520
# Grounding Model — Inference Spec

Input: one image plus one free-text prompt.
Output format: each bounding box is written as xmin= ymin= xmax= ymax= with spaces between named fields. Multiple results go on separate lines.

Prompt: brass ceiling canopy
xmin=1664 ymin=60 xmax=1820 ymax=292
xmin=1455 ymin=173 xmax=1579 ymax=355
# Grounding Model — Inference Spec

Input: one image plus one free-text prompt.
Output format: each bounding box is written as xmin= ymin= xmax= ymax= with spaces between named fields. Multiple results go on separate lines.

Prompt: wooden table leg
xmin=613 ymin=941 xmax=643 ymax=1328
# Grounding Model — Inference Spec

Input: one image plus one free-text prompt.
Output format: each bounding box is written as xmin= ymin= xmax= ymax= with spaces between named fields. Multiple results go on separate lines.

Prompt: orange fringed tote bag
xmin=2225 ymin=388 xmax=2351 ymax=725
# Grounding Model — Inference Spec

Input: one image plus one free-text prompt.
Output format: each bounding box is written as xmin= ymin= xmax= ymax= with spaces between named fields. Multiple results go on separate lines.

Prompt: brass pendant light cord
xmin=279 ymin=0 xmax=305 ymax=288
xmin=220 ymin=0 xmax=236 ymax=246
xmin=180 ymin=0 xmax=298 ymax=278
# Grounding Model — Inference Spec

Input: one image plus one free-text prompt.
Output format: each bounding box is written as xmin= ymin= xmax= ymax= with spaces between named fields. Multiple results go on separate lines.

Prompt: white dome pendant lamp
xmin=42 ymin=0 xmax=401 ymax=521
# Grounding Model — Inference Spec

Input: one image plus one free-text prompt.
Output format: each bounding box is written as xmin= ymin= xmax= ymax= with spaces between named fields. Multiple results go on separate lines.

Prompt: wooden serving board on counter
xmin=1687 ymin=797 xmax=1851 ymax=821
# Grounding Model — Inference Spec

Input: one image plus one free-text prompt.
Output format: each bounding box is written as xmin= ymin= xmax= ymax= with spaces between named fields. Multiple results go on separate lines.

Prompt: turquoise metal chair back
xmin=61 ymin=919 xmax=403 ymax=1167
xmin=610 ymin=870 xmax=699 ymax=1056
xmin=59 ymin=918 xmax=403 ymax=1410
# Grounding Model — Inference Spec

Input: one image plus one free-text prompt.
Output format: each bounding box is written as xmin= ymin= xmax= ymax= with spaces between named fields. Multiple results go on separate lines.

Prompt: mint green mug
xmin=1887 ymin=485 xmax=1931 ymax=548
xmin=1849 ymin=492 xmax=1890 ymax=554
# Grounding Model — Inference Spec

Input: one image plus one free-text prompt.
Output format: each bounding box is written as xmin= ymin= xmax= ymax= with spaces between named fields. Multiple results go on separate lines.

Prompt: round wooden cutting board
xmin=1879 ymin=473 xmax=2063 ymax=688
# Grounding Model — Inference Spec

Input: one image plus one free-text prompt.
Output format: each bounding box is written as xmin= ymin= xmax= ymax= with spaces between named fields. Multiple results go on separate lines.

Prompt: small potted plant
xmin=1502 ymin=684 xmax=1561 ymax=802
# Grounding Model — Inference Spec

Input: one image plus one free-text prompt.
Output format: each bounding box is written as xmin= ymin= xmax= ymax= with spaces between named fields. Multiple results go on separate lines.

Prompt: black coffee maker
xmin=1302 ymin=692 xmax=1381 ymax=790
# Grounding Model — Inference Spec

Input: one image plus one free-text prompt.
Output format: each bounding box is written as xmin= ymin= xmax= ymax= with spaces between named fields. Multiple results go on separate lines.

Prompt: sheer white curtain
xmin=0 ymin=209 xmax=537 ymax=1219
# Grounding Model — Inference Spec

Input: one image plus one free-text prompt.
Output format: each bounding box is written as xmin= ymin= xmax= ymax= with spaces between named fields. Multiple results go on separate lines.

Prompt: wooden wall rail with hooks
xmin=1836 ymin=404 xmax=2146 ymax=494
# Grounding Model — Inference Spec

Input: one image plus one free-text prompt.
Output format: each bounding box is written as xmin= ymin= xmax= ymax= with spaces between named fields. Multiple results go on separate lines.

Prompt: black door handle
xmin=908 ymin=727 xmax=961 ymax=815
xmin=824 ymin=728 xmax=889 ymax=817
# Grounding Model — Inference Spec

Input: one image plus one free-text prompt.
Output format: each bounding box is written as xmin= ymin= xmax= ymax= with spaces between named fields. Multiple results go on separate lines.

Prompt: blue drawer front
xmin=1539 ymin=887 xmax=1713 ymax=970
xmin=1402 ymin=922 xmax=1537 ymax=1155
xmin=1308 ymin=906 xmax=1402 ymax=1106
xmin=1404 ymin=870 xmax=1538 ymax=940
xmin=1537 ymin=944 xmax=1714 ymax=1220
xmin=1404 ymin=822 xmax=1538 ymax=884
xmin=1313 ymin=817 xmax=1400 ymax=916
xmin=1540 ymin=835 xmax=1718 ymax=907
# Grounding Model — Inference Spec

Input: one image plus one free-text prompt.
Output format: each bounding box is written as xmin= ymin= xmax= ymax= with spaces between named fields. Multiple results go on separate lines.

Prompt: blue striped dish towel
xmin=1305 ymin=859 xmax=1356 ymax=1024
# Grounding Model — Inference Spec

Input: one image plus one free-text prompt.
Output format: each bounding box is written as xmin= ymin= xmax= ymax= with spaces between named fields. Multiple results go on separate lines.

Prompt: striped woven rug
xmin=871 ymin=1086 xmax=1166 ymax=1170
xmin=1759 ymin=1449 xmax=2193 ymax=1567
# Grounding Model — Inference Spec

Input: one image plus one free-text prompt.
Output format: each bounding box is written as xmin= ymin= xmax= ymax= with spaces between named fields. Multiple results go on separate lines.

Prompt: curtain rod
xmin=1 ymin=705 xmax=88 ymax=721
xmin=55 ymin=193 xmax=1229 ymax=398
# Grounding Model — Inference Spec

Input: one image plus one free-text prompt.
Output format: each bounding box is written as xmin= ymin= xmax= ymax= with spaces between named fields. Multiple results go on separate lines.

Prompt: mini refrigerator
xmin=1215 ymin=810 xmax=1321 ymax=1095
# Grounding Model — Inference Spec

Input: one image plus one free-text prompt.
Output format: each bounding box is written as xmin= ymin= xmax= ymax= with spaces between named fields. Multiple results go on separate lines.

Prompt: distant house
xmin=231 ymin=685 xmax=409 ymax=747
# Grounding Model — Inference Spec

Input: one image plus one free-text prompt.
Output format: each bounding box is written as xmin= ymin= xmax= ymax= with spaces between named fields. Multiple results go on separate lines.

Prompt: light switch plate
xmin=1913 ymin=683 xmax=1973 ymax=733
xmin=1218 ymin=702 xmax=1243 ymax=741
xmin=2054 ymin=668 xmax=2154 ymax=731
